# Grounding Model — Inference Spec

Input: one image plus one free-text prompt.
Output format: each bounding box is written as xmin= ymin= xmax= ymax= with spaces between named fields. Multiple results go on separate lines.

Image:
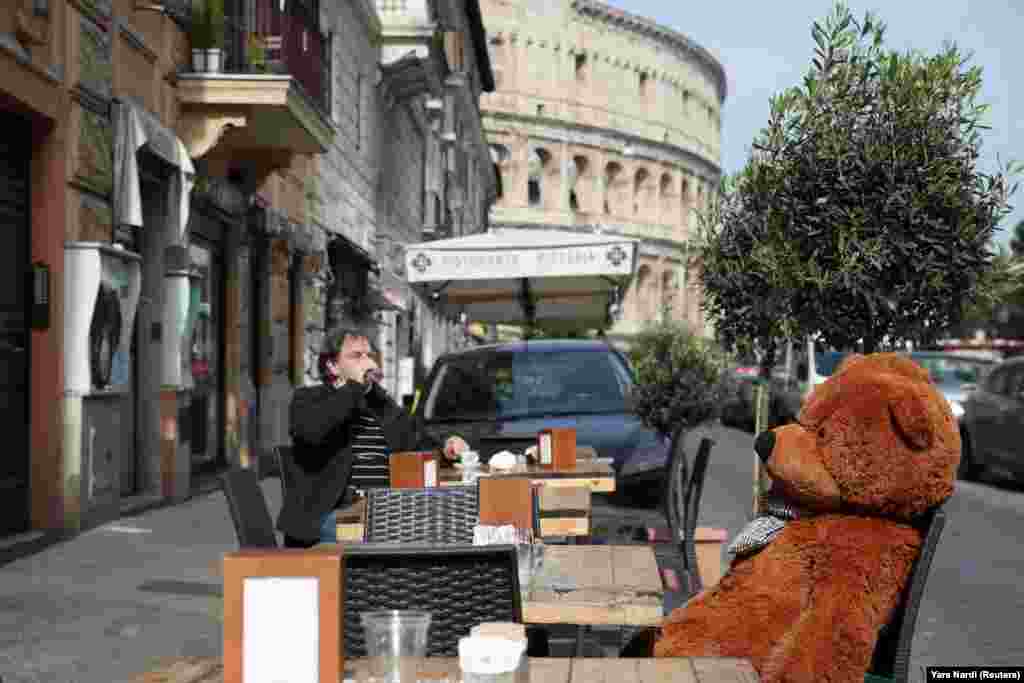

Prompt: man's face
xmin=335 ymin=334 xmax=378 ymax=383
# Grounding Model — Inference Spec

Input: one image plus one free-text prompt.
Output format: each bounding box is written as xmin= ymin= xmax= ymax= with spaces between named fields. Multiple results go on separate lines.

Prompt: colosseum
xmin=479 ymin=0 xmax=726 ymax=343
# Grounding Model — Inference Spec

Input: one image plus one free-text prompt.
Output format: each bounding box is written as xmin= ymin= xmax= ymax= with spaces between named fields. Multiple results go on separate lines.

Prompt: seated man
xmin=276 ymin=323 xmax=467 ymax=547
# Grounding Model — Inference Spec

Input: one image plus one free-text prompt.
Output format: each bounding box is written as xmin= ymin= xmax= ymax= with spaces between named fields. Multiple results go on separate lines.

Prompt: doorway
xmin=186 ymin=236 xmax=225 ymax=474
xmin=0 ymin=111 xmax=32 ymax=536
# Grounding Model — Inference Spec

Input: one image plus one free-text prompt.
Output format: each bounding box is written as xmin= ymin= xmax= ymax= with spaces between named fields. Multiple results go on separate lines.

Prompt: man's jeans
xmin=318 ymin=509 xmax=338 ymax=544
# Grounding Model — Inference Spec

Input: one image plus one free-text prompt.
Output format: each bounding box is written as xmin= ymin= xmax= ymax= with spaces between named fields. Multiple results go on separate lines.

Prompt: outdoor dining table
xmin=132 ymin=655 xmax=760 ymax=682
xmin=522 ymin=544 xmax=664 ymax=627
xmin=440 ymin=446 xmax=616 ymax=493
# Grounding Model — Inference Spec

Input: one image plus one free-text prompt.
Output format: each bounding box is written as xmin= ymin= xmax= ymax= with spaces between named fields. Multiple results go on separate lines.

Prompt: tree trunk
xmin=752 ymin=339 xmax=777 ymax=518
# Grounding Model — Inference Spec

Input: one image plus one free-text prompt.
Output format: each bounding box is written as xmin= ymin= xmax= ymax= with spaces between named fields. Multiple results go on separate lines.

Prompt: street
xmin=0 ymin=424 xmax=1022 ymax=681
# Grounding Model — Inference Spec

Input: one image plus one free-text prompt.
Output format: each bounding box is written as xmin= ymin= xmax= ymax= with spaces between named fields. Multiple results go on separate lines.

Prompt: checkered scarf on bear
xmin=727 ymin=495 xmax=806 ymax=558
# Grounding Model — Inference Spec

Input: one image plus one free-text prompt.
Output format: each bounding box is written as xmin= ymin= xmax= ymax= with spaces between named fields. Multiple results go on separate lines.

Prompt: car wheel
xmin=957 ymin=426 xmax=981 ymax=481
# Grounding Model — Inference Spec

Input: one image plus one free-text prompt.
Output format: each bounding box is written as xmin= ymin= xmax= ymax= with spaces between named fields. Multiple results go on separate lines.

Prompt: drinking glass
xmin=360 ymin=610 xmax=431 ymax=683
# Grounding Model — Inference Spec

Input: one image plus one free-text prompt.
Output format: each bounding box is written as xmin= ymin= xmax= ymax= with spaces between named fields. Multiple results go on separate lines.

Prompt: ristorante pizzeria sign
xmin=405 ymin=242 xmax=635 ymax=282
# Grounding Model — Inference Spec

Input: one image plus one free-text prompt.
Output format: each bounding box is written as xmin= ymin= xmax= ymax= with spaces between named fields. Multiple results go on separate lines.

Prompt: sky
xmin=615 ymin=0 xmax=1023 ymax=247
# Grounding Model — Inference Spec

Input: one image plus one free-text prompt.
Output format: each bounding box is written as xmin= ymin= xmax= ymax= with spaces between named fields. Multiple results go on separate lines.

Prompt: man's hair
xmin=317 ymin=323 xmax=378 ymax=383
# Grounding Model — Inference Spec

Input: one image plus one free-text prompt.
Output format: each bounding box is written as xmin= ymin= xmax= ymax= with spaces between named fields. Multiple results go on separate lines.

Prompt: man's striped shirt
xmin=347 ymin=412 xmax=390 ymax=491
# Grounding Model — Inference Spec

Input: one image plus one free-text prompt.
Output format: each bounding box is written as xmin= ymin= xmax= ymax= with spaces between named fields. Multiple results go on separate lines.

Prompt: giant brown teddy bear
xmin=654 ymin=353 xmax=959 ymax=683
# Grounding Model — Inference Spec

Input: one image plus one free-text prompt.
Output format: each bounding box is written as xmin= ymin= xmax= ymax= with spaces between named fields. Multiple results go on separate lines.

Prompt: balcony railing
xmin=193 ymin=0 xmax=329 ymax=113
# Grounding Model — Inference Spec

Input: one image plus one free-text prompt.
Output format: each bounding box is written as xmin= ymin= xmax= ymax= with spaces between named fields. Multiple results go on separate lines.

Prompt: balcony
xmin=175 ymin=0 xmax=334 ymax=167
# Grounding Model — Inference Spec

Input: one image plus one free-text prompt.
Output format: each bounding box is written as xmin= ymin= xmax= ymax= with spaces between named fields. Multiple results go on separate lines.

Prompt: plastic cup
xmin=360 ymin=610 xmax=431 ymax=682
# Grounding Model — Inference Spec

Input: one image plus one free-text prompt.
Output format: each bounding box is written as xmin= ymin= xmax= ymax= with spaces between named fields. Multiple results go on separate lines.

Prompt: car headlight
xmin=948 ymin=400 xmax=964 ymax=419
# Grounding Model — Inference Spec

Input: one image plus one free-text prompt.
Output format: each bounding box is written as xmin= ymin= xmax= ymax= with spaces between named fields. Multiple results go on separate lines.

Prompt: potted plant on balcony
xmin=190 ymin=0 xmax=211 ymax=72
xmin=204 ymin=0 xmax=225 ymax=72
xmin=190 ymin=0 xmax=225 ymax=73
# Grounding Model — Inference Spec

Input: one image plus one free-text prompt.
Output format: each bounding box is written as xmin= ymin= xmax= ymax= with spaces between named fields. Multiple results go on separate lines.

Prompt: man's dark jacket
xmin=275 ymin=381 xmax=438 ymax=542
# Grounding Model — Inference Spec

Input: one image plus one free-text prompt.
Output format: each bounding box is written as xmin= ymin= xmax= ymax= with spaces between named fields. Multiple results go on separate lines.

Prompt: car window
xmin=424 ymin=350 xmax=632 ymax=421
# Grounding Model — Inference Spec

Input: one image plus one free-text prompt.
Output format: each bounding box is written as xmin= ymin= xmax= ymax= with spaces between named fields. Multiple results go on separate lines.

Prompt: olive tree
xmin=699 ymin=1 xmax=1019 ymax=358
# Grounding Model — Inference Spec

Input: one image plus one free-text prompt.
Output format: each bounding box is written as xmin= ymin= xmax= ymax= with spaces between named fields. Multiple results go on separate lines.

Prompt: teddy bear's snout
xmin=754 ymin=430 xmax=776 ymax=463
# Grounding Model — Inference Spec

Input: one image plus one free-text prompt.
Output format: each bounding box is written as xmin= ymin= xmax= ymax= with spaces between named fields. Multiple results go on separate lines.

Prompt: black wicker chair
xmin=220 ymin=467 xmax=278 ymax=548
xmin=342 ymin=543 xmax=521 ymax=657
xmin=619 ymin=435 xmax=715 ymax=657
xmin=866 ymin=504 xmax=947 ymax=683
xmin=651 ymin=433 xmax=715 ymax=610
xmin=364 ymin=486 xmax=479 ymax=544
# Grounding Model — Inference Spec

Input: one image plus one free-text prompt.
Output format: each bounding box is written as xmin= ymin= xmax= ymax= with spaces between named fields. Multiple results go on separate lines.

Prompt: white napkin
xmin=488 ymin=451 xmax=518 ymax=470
xmin=473 ymin=524 xmax=518 ymax=545
xmin=458 ymin=636 xmax=526 ymax=674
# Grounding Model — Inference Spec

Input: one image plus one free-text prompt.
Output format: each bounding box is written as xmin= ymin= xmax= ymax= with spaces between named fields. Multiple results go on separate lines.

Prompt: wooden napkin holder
xmin=390 ymin=451 xmax=439 ymax=488
xmin=477 ymin=477 xmax=536 ymax=532
xmin=537 ymin=427 xmax=577 ymax=470
xmin=223 ymin=548 xmax=345 ymax=683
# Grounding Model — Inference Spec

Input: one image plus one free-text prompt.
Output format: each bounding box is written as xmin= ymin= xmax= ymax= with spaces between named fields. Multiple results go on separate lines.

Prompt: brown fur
xmin=654 ymin=353 xmax=960 ymax=683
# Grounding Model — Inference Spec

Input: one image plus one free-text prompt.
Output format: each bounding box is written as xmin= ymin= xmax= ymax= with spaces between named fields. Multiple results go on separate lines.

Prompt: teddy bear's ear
xmin=889 ymin=389 xmax=934 ymax=450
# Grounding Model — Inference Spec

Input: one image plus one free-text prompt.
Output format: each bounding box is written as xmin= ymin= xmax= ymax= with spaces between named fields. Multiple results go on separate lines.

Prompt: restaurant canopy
xmin=404 ymin=228 xmax=639 ymax=327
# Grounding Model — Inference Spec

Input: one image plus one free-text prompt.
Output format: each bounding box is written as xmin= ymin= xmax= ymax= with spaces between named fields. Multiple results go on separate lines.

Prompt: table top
xmin=524 ymin=544 xmax=664 ymax=627
xmin=133 ymin=656 xmax=760 ymax=683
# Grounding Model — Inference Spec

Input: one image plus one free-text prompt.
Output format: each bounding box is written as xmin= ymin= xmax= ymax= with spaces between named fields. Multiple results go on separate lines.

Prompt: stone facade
xmin=309 ymin=0 xmax=497 ymax=398
xmin=478 ymin=0 xmax=725 ymax=341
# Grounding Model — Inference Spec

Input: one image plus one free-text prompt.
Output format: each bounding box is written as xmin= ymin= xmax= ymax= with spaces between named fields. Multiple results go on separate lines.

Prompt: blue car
xmin=413 ymin=339 xmax=670 ymax=493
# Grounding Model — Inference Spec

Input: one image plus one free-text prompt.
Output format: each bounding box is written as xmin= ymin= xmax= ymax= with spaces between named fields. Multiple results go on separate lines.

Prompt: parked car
xmin=961 ymin=356 xmax=1024 ymax=481
xmin=412 ymin=339 xmax=670 ymax=493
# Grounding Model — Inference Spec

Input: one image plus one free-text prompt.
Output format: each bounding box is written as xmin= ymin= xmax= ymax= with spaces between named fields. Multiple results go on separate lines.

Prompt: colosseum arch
xmin=658 ymin=172 xmax=676 ymax=227
xmin=633 ymin=167 xmax=656 ymax=222
xmin=603 ymin=161 xmax=624 ymax=216
xmin=680 ymin=175 xmax=692 ymax=229
xmin=527 ymin=147 xmax=553 ymax=208
xmin=568 ymin=155 xmax=590 ymax=213
xmin=660 ymin=269 xmax=679 ymax=321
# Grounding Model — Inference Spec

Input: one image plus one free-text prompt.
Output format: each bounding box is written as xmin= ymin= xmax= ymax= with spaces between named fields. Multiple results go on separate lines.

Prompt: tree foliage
xmin=696 ymin=2 xmax=1020 ymax=356
xmin=1010 ymin=219 xmax=1024 ymax=258
xmin=628 ymin=320 xmax=735 ymax=438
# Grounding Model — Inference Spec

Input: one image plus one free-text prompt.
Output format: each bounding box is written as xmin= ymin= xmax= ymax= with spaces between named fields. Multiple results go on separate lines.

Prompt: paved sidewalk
xmin=0 ymin=479 xmax=267 ymax=683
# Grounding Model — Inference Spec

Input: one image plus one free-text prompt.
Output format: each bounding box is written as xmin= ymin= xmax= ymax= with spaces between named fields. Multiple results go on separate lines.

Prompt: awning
xmin=113 ymin=97 xmax=195 ymax=242
xmin=404 ymin=227 xmax=638 ymax=327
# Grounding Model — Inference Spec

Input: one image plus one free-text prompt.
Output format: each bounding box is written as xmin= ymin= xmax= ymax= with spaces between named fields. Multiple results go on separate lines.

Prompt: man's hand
xmin=443 ymin=435 xmax=469 ymax=462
